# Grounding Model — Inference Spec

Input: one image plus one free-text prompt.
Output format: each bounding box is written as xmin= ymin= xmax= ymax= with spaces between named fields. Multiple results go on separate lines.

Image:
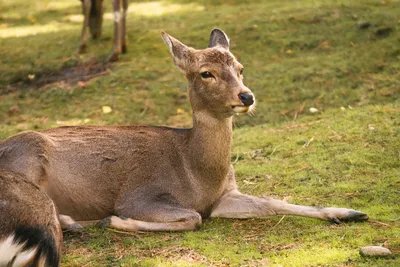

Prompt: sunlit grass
xmin=270 ymin=246 xmax=357 ymax=266
xmin=46 ymin=1 xmax=80 ymax=10
xmin=0 ymin=0 xmax=79 ymax=17
xmin=128 ymin=1 xmax=205 ymax=17
xmin=0 ymin=22 xmax=76 ymax=38
xmin=0 ymin=0 xmax=399 ymax=266
xmin=64 ymin=1 xmax=205 ymax=23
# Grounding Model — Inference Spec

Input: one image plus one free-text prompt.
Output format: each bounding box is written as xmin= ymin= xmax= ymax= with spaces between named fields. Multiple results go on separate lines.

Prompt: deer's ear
xmin=208 ymin=29 xmax=230 ymax=50
xmin=161 ymin=31 xmax=194 ymax=72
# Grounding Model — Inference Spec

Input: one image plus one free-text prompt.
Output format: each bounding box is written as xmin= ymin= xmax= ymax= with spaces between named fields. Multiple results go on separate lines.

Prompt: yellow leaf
xmin=27 ymin=15 xmax=36 ymax=23
xmin=176 ymin=108 xmax=184 ymax=114
xmin=286 ymin=50 xmax=294 ymax=54
xmin=102 ymin=106 xmax=112 ymax=114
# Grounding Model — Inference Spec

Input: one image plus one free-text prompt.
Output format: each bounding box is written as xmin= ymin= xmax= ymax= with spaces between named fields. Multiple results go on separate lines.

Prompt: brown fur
xmin=0 ymin=29 xmax=367 ymax=232
xmin=0 ymin=170 xmax=62 ymax=266
xmin=78 ymin=0 xmax=128 ymax=61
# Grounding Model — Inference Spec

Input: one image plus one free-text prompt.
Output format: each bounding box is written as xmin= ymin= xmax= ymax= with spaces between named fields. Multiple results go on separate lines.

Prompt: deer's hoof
xmin=342 ymin=210 xmax=369 ymax=222
xmin=78 ymin=44 xmax=87 ymax=54
xmin=122 ymin=44 xmax=127 ymax=54
xmin=108 ymin=52 xmax=120 ymax=62
xmin=91 ymin=32 xmax=102 ymax=40
xmin=328 ymin=210 xmax=368 ymax=224
xmin=97 ymin=216 xmax=112 ymax=228
xmin=65 ymin=223 xmax=84 ymax=233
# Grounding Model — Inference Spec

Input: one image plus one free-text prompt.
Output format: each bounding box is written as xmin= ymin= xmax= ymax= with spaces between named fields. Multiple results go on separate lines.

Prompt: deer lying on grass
xmin=0 ymin=170 xmax=62 ymax=267
xmin=78 ymin=0 xmax=128 ymax=61
xmin=0 ymin=29 xmax=368 ymax=233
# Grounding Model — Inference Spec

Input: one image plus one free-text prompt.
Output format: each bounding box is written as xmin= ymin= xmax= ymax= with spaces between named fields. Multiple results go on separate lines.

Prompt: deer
xmin=0 ymin=29 xmax=368 ymax=233
xmin=78 ymin=0 xmax=128 ymax=61
xmin=0 ymin=170 xmax=62 ymax=267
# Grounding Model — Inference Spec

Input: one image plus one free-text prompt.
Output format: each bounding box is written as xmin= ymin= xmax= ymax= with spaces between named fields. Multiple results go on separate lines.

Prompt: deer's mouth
xmin=232 ymin=106 xmax=251 ymax=113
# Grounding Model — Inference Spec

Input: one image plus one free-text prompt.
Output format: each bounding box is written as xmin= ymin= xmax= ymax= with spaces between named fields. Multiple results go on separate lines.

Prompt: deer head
xmin=161 ymin=29 xmax=255 ymax=120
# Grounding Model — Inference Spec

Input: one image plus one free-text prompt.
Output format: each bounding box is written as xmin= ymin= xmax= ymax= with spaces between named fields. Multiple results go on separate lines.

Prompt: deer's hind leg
xmin=78 ymin=0 xmax=92 ymax=53
xmin=108 ymin=0 xmax=123 ymax=61
xmin=100 ymin=192 xmax=202 ymax=232
xmin=121 ymin=0 xmax=128 ymax=53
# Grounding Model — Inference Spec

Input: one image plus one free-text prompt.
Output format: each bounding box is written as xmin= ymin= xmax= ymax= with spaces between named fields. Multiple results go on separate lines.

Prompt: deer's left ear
xmin=161 ymin=31 xmax=195 ymax=73
xmin=208 ymin=29 xmax=230 ymax=50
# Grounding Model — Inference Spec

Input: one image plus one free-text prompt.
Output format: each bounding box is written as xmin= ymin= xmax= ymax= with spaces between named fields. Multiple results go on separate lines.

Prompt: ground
xmin=0 ymin=0 xmax=399 ymax=266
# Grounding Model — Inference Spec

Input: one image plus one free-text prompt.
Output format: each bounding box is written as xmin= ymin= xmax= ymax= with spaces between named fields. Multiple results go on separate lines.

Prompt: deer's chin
xmin=232 ymin=106 xmax=251 ymax=114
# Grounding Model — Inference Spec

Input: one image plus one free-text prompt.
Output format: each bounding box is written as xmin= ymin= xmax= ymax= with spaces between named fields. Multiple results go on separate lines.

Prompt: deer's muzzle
xmin=238 ymin=93 xmax=254 ymax=106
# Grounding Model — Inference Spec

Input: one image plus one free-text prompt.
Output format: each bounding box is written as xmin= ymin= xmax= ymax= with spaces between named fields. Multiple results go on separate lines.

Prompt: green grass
xmin=0 ymin=0 xmax=399 ymax=266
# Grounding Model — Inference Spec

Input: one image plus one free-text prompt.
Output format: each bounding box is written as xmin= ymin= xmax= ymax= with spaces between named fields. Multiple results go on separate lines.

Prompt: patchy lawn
xmin=0 ymin=0 xmax=399 ymax=266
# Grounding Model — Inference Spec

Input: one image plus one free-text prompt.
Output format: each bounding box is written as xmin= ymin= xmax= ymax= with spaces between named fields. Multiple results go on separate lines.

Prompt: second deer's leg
xmin=78 ymin=0 xmax=92 ymax=53
xmin=121 ymin=0 xmax=128 ymax=53
xmin=88 ymin=0 xmax=104 ymax=39
xmin=211 ymin=190 xmax=368 ymax=223
xmin=108 ymin=0 xmax=122 ymax=61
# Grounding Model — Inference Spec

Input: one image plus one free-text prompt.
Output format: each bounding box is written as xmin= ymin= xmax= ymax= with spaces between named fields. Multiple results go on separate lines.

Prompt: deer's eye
xmin=200 ymin=71 xmax=214 ymax=79
xmin=239 ymin=68 xmax=244 ymax=75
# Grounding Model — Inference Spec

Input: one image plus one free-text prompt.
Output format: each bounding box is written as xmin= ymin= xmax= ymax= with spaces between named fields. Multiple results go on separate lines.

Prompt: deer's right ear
xmin=208 ymin=29 xmax=230 ymax=50
xmin=161 ymin=31 xmax=194 ymax=72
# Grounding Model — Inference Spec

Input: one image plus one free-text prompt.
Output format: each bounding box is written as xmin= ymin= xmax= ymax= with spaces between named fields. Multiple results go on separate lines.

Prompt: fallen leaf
xmin=102 ymin=106 xmax=112 ymax=114
xmin=27 ymin=15 xmax=36 ymax=23
xmin=315 ymin=40 xmax=329 ymax=50
xmin=78 ymin=81 xmax=88 ymax=87
xmin=8 ymin=106 xmax=19 ymax=115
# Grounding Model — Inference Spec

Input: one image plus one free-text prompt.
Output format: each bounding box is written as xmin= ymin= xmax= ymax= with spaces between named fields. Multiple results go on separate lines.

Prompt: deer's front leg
xmin=121 ymin=0 xmax=128 ymax=53
xmin=78 ymin=0 xmax=91 ymax=53
xmin=108 ymin=0 xmax=122 ymax=61
xmin=211 ymin=190 xmax=368 ymax=223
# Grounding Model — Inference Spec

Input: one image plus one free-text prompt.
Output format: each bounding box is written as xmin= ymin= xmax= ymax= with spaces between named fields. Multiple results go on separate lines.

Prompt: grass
xmin=0 ymin=0 xmax=399 ymax=266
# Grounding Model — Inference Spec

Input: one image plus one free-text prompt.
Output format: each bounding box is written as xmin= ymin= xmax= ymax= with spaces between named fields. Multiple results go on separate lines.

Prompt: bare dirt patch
xmin=3 ymin=59 xmax=111 ymax=94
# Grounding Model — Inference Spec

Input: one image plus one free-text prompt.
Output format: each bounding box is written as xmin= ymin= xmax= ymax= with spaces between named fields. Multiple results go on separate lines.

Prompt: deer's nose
xmin=238 ymin=93 xmax=254 ymax=106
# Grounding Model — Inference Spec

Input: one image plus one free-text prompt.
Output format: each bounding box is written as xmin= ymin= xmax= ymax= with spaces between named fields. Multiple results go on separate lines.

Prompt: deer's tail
xmin=0 ymin=225 xmax=60 ymax=267
xmin=89 ymin=0 xmax=104 ymax=39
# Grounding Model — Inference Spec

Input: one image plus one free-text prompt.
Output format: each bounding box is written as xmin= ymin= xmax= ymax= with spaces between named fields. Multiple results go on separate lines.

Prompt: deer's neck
xmin=187 ymin=111 xmax=232 ymax=180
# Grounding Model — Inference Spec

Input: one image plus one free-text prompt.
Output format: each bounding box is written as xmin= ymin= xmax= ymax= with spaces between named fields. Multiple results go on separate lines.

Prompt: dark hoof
xmin=122 ymin=44 xmax=127 ymax=54
xmin=329 ymin=217 xmax=342 ymax=224
xmin=65 ymin=223 xmax=84 ymax=233
xmin=343 ymin=211 xmax=369 ymax=222
xmin=108 ymin=52 xmax=120 ymax=62
xmin=97 ymin=216 xmax=112 ymax=228
xmin=330 ymin=211 xmax=369 ymax=224
xmin=78 ymin=44 xmax=87 ymax=54
xmin=91 ymin=32 xmax=102 ymax=40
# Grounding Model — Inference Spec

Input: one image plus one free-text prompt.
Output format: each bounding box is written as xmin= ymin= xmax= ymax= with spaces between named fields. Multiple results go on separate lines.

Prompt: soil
xmin=2 ymin=59 xmax=110 ymax=94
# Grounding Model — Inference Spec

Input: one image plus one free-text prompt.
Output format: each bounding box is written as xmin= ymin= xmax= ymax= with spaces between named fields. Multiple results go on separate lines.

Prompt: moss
xmin=0 ymin=0 xmax=399 ymax=266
